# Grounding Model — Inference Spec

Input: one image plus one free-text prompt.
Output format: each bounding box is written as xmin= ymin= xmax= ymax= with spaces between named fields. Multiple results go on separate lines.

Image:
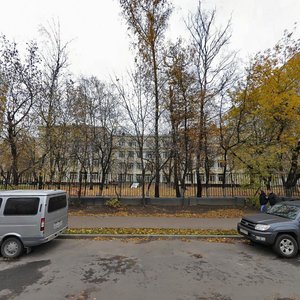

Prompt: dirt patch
xmin=88 ymin=236 xmax=244 ymax=244
xmin=69 ymin=205 xmax=256 ymax=218
xmin=66 ymin=228 xmax=237 ymax=235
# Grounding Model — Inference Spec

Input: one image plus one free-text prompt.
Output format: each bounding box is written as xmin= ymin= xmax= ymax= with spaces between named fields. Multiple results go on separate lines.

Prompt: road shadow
xmin=28 ymin=239 xmax=65 ymax=256
xmin=239 ymin=240 xmax=300 ymax=264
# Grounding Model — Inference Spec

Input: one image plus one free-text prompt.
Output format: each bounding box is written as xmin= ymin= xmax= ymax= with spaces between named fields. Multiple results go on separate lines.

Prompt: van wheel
xmin=1 ymin=237 xmax=23 ymax=258
xmin=273 ymin=234 xmax=298 ymax=258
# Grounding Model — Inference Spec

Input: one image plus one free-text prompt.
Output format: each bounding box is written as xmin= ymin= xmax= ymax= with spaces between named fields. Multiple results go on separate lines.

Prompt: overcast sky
xmin=1 ymin=0 xmax=299 ymax=80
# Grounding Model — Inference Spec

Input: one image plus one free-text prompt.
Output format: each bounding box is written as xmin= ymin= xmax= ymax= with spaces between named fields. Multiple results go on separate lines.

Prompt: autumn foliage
xmin=226 ymin=31 xmax=300 ymax=192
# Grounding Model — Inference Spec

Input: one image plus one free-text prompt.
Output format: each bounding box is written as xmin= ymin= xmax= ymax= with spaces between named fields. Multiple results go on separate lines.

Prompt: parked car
xmin=0 ymin=190 xmax=68 ymax=258
xmin=237 ymin=200 xmax=300 ymax=258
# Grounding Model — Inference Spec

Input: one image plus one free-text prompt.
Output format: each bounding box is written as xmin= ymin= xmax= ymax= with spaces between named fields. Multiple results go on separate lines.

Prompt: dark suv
xmin=237 ymin=200 xmax=300 ymax=258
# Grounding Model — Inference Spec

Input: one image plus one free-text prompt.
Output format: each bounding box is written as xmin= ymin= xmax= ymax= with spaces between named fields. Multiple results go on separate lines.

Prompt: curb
xmin=59 ymin=234 xmax=244 ymax=240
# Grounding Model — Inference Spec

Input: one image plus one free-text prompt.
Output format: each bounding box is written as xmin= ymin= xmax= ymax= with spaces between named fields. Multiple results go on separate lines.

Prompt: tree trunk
xmin=284 ymin=141 xmax=300 ymax=196
xmin=141 ymin=167 xmax=146 ymax=206
xmin=78 ymin=171 xmax=82 ymax=200
xmin=222 ymin=162 xmax=227 ymax=197
xmin=38 ymin=173 xmax=43 ymax=189
xmin=152 ymin=45 xmax=160 ymax=198
xmin=99 ymin=171 xmax=106 ymax=196
xmin=173 ymin=157 xmax=181 ymax=197
xmin=195 ymin=164 xmax=202 ymax=197
xmin=8 ymin=125 xmax=19 ymax=186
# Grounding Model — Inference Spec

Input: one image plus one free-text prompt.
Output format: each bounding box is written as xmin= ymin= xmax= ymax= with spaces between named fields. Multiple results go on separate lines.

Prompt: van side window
xmin=48 ymin=195 xmax=67 ymax=213
xmin=4 ymin=198 xmax=40 ymax=215
xmin=0 ymin=198 xmax=2 ymax=208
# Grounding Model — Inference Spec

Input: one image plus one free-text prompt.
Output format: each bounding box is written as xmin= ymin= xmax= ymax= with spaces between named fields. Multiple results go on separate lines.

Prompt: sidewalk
xmin=68 ymin=215 xmax=240 ymax=230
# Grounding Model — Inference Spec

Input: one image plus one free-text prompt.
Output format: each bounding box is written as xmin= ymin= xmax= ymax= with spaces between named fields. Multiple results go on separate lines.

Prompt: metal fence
xmin=1 ymin=174 xmax=299 ymax=198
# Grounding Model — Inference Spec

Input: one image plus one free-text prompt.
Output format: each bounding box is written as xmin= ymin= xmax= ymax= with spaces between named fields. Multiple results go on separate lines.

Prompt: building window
xmin=91 ymin=173 xmax=99 ymax=181
xmin=119 ymin=151 xmax=125 ymax=158
xmin=186 ymin=174 xmax=192 ymax=182
xmin=218 ymin=174 xmax=224 ymax=182
xmin=80 ymin=172 xmax=88 ymax=180
xmin=92 ymin=159 xmax=99 ymax=166
xmin=163 ymin=152 xmax=169 ymax=159
xmin=128 ymin=163 xmax=134 ymax=170
xmin=128 ymin=141 xmax=136 ymax=147
xmin=70 ymin=172 xmax=78 ymax=181
xmin=118 ymin=174 xmax=126 ymax=182
xmin=217 ymin=161 xmax=225 ymax=168
xmin=127 ymin=174 xmax=134 ymax=182
xmin=128 ymin=151 xmax=134 ymax=158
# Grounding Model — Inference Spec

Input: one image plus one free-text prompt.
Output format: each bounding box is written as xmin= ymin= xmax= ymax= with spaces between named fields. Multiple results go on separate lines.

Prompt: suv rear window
xmin=4 ymin=197 xmax=40 ymax=215
xmin=48 ymin=195 xmax=67 ymax=213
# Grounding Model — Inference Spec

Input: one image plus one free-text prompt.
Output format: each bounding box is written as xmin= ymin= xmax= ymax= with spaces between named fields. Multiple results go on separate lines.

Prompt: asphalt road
xmin=1 ymin=238 xmax=300 ymax=300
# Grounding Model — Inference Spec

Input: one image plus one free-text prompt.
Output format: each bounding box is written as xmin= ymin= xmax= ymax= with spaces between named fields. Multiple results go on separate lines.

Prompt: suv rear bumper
xmin=237 ymin=223 xmax=276 ymax=245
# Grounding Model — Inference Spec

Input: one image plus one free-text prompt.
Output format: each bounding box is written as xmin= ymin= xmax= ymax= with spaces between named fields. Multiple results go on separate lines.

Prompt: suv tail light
xmin=40 ymin=218 xmax=45 ymax=232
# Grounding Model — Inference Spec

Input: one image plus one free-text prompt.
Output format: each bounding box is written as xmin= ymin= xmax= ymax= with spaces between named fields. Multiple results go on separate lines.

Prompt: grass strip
xmin=66 ymin=228 xmax=238 ymax=236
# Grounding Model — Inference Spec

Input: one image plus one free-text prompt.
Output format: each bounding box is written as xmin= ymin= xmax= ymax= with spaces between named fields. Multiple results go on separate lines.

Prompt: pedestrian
xmin=267 ymin=189 xmax=277 ymax=207
xmin=259 ymin=189 xmax=268 ymax=213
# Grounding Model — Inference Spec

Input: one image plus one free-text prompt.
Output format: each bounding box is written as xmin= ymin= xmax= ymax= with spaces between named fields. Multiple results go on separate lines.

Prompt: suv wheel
xmin=1 ymin=237 xmax=23 ymax=258
xmin=273 ymin=234 xmax=298 ymax=258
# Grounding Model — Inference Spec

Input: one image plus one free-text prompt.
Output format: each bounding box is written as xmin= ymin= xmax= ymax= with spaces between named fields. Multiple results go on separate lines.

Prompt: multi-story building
xmin=103 ymin=133 xmax=230 ymax=186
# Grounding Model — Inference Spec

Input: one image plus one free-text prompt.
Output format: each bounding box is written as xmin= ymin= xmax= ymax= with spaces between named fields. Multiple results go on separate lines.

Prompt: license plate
xmin=240 ymin=228 xmax=248 ymax=235
xmin=54 ymin=220 xmax=63 ymax=230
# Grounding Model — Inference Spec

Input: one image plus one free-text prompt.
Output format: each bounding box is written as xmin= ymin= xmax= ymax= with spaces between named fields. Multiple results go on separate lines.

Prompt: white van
xmin=0 ymin=190 xmax=68 ymax=258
